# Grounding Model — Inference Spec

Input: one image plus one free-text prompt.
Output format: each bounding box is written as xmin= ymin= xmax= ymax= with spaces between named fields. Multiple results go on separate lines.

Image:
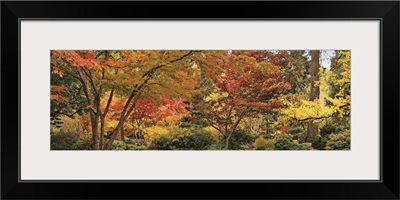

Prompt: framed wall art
xmin=1 ymin=1 xmax=399 ymax=199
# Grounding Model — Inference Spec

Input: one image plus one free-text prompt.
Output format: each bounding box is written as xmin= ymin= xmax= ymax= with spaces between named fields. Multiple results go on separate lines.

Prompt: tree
xmin=51 ymin=50 xmax=197 ymax=150
xmin=51 ymin=50 xmax=112 ymax=149
xmin=306 ymin=50 xmax=321 ymax=141
xmin=193 ymin=51 xmax=291 ymax=149
xmin=281 ymin=50 xmax=350 ymax=141
xmin=285 ymin=50 xmax=310 ymax=94
xmin=101 ymin=50 xmax=197 ymax=150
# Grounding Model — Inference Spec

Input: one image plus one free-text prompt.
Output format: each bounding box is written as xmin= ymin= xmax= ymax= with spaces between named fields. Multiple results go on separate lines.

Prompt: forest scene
xmin=51 ymin=50 xmax=350 ymax=150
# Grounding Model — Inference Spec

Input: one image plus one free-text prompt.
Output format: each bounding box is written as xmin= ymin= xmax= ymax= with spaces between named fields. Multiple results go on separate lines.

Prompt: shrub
xmin=152 ymin=135 xmax=172 ymax=150
xmin=275 ymin=137 xmax=312 ymax=150
xmin=320 ymin=124 xmax=343 ymax=137
xmin=151 ymin=128 xmax=215 ymax=150
xmin=312 ymin=135 xmax=327 ymax=150
xmin=254 ymin=136 xmax=275 ymax=150
xmin=58 ymin=116 xmax=87 ymax=136
xmin=274 ymin=137 xmax=294 ymax=150
xmin=263 ymin=134 xmax=274 ymax=139
xmin=144 ymin=126 xmax=170 ymax=142
xmin=167 ymin=128 xmax=192 ymax=149
xmin=293 ymin=143 xmax=313 ymax=150
xmin=229 ymin=130 xmax=256 ymax=150
xmin=287 ymin=127 xmax=304 ymax=135
xmin=113 ymin=139 xmax=128 ymax=150
xmin=126 ymin=144 xmax=148 ymax=150
xmin=206 ymin=143 xmax=225 ymax=150
xmin=325 ymin=130 xmax=350 ymax=150
xmin=296 ymin=132 xmax=307 ymax=143
xmin=112 ymin=139 xmax=148 ymax=150
xmin=73 ymin=137 xmax=92 ymax=150
xmin=51 ymin=132 xmax=79 ymax=150
xmin=182 ymin=130 xmax=215 ymax=150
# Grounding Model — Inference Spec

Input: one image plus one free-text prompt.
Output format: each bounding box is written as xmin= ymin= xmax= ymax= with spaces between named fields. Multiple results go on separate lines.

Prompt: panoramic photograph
xmin=50 ymin=50 xmax=350 ymax=150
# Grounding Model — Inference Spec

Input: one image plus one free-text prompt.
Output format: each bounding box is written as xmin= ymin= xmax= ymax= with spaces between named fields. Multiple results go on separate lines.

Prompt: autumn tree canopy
xmin=51 ymin=50 xmax=351 ymax=151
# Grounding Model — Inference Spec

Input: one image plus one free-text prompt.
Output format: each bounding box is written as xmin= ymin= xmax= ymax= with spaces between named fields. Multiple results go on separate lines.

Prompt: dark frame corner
xmin=1 ymin=1 xmax=399 ymax=199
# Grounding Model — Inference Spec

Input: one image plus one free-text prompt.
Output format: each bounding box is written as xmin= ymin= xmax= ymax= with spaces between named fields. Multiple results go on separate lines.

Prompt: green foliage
xmin=113 ymin=139 xmax=148 ymax=150
xmin=73 ymin=137 xmax=92 ymax=150
xmin=51 ymin=127 xmax=92 ymax=150
xmin=126 ymin=144 xmax=148 ymax=150
xmin=287 ymin=126 xmax=304 ymax=135
xmin=311 ymin=135 xmax=327 ymax=150
xmin=113 ymin=140 xmax=128 ymax=150
xmin=151 ymin=128 xmax=215 ymax=150
xmin=274 ymin=137 xmax=293 ymax=150
xmin=263 ymin=134 xmax=274 ymax=140
xmin=229 ymin=130 xmax=256 ymax=150
xmin=51 ymin=132 xmax=78 ymax=150
xmin=167 ymin=128 xmax=192 ymax=149
xmin=274 ymin=137 xmax=312 ymax=150
xmin=254 ymin=136 xmax=275 ymax=150
xmin=152 ymin=135 xmax=172 ymax=150
xmin=325 ymin=130 xmax=350 ymax=150
xmin=206 ymin=143 xmax=225 ymax=150
xmin=182 ymin=129 xmax=215 ymax=150
xmin=296 ymin=132 xmax=307 ymax=143
xmin=180 ymin=116 xmax=190 ymax=122
xmin=320 ymin=123 xmax=342 ymax=137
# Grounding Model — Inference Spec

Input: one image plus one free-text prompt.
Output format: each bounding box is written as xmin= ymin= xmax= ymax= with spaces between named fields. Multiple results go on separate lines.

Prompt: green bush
xmin=51 ymin=132 xmax=79 ymax=150
xmin=296 ymin=132 xmax=307 ymax=143
xmin=275 ymin=137 xmax=312 ymax=150
xmin=152 ymin=135 xmax=172 ymax=150
xmin=274 ymin=137 xmax=294 ymax=150
xmin=287 ymin=127 xmax=304 ymax=135
xmin=320 ymin=124 xmax=343 ymax=137
xmin=325 ymin=130 xmax=350 ymax=150
xmin=229 ymin=130 xmax=256 ymax=150
xmin=206 ymin=143 xmax=225 ymax=150
xmin=168 ymin=128 xmax=192 ymax=149
xmin=254 ymin=136 xmax=275 ymax=150
xmin=112 ymin=139 xmax=148 ymax=150
xmin=293 ymin=143 xmax=313 ymax=150
xmin=182 ymin=130 xmax=214 ymax=150
xmin=126 ymin=144 xmax=148 ymax=150
xmin=113 ymin=139 xmax=128 ymax=150
xmin=311 ymin=135 xmax=327 ymax=150
xmin=262 ymin=134 xmax=274 ymax=139
xmin=73 ymin=137 xmax=92 ymax=150
xmin=151 ymin=128 xmax=215 ymax=150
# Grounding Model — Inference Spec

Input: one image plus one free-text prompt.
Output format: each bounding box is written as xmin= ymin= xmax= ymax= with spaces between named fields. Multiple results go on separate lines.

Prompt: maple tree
xmin=51 ymin=50 xmax=197 ymax=149
xmin=192 ymin=51 xmax=291 ymax=149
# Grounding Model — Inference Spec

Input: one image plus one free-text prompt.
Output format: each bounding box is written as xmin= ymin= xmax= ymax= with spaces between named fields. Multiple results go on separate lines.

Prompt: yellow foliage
xmin=281 ymin=95 xmax=338 ymax=123
xmin=204 ymin=88 xmax=229 ymax=102
xmin=281 ymin=51 xmax=351 ymax=123
xmin=203 ymin=126 xmax=221 ymax=140
xmin=143 ymin=126 xmax=169 ymax=142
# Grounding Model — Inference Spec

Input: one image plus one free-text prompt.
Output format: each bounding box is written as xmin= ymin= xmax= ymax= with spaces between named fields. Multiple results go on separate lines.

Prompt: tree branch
xmin=141 ymin=50 xmax=195 ymax=78
xmin=102 ymin=88 xmax=115 ymax=118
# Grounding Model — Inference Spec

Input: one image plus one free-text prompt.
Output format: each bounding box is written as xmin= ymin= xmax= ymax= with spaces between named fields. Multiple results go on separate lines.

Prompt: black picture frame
xmin=1 ymin=1 xmax=399 ymax=199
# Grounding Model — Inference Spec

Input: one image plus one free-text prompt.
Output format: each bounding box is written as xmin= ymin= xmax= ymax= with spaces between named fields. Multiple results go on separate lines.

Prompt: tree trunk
xmin=224 ymin=134 xmax=231 ymax=150
xmin=90 ymin=112 xmax=99 ymax=150
xmin=99 ymin=116 xmax=105 ymax=149
xmin=307 ymin=123 xmax=319 ymax=141
xmin=121 ymin=127 xmax=125 ymax=141
xmin=306 ymin=50 xmax=320 ymax=141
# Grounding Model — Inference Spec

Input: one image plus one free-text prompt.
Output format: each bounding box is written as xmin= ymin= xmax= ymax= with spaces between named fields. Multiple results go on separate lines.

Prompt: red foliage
xmin=232 ymin=50 xmax=293 ymax=68
xmin=279 ymin=125 xmax=289 ymax=132
xmin=52 ymin=50 xmax=106 ymax=71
